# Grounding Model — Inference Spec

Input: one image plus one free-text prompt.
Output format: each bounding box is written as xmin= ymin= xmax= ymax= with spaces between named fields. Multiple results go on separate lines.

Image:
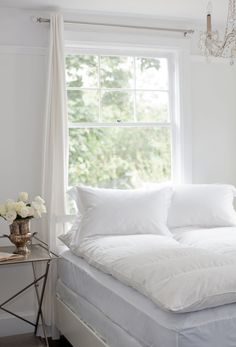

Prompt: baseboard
xmin=0 ymin=311 xmax=35 ymax=337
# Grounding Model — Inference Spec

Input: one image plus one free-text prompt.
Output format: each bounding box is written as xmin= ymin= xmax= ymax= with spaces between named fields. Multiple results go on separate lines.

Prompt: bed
xmin=55 ymin=184 xmax=236 ymax=347
xmin=56 ymin=243 xmax=236 ymax=347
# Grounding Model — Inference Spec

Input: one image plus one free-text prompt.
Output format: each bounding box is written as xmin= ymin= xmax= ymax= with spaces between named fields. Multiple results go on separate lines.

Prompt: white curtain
xmin=40 ymin=12 xmax=68 ymax=336
xmin=42 ymin=12 xmax=68 ymax=250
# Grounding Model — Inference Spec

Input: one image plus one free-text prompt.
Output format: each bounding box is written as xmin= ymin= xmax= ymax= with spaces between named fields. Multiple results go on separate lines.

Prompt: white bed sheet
xmin=57 ymin=249 xmax=236 ymax=347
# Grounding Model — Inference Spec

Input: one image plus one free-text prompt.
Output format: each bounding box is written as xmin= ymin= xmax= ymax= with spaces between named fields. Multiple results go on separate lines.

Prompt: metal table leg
xmin=0 ymin=260 xmax=51 ymax=347
xmin=0 ymin=272 xmax=48 ymax=326
xmin=32 ymin=261 xmax=50 ymax=347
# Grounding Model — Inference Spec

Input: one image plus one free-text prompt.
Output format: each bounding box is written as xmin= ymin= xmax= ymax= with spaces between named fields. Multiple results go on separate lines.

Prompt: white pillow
xmin=70 ymin=185 xmax=173 ymax=245
xmin=58 ymin=188 xmax=83 ymax=248
xmin=58 ymin=229 xmax=74 ymax=248
xmin=58 ymin=216 xmax=80 ymax=248
xmin=168 ymin=184 xmax=236 ymax=228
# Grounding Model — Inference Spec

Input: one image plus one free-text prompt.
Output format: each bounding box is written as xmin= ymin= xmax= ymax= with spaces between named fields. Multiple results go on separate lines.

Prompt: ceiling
xmin=0 ymin=0 xmax=229 ymax=23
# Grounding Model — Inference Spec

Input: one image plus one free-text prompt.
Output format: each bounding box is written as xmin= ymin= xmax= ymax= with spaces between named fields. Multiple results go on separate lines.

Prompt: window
xmin=66 ymin=50 xmax=179 ymax=190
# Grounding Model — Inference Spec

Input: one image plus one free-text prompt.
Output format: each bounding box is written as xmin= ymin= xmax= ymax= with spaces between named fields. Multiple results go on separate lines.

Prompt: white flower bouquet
xmin=0 ymin=192 xmax=46 ymax=225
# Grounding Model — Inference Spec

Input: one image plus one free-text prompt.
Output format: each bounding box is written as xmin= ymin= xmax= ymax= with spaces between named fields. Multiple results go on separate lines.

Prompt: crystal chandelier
xmin=199 ymin=0 xmax=236 ymax=64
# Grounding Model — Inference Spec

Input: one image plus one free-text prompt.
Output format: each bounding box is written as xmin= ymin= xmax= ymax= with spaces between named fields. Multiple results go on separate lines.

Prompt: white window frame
xmin=65 ymin=44 xmax=186 ymax=187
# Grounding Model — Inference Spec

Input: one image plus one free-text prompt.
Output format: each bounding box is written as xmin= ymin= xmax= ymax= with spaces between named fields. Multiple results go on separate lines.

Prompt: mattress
xmin=57 ymin=278 xmax=146 ymax=347
xmin=57 ymin=249 xmax=236 ymax=347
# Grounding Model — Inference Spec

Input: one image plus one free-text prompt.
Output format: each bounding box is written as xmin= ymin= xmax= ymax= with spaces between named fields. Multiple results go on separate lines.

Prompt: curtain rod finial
xmin=32 ymin=16 xmax=41 ymax=23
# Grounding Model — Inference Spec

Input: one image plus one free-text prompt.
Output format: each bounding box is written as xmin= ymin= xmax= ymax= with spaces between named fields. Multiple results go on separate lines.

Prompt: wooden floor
xmin=0 ymin=334 xmax=72 ymax=347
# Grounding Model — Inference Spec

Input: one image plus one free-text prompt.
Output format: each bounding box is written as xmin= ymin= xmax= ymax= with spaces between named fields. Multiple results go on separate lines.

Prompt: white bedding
xmin=57 ymin=249 xmax=236 ymax=347
xmin=77 ymin=234 xmax=236 ymax=313
xmin=174 ymin=226 xmax=236 ymax=254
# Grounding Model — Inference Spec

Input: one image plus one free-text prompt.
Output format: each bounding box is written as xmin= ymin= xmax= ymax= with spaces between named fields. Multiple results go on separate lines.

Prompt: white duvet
xmin=77 ymin=233 xmax=236 ymax=313
xmin=174 ymin=226 xmax=236 ymax=254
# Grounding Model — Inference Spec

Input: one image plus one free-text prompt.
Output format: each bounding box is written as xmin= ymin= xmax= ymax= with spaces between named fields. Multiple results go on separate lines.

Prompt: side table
xmin=0 ymin=243 xmax=57 ymax=347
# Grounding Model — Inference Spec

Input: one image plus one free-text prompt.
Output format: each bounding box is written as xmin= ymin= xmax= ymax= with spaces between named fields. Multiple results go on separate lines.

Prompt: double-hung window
xmin=66 ymin=49 xmax=179 ymax=190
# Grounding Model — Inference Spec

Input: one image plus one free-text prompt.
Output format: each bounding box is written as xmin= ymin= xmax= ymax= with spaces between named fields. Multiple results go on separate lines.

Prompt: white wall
xmin=0 ymin=8 xmax=48 ymax=231
xmin=191 ymin=57 xmax=236 ymax=185
xmin=0 ymin=6 xmax=236 ymax=337
xmin=0 ymin=8 xmax=48 ymax=336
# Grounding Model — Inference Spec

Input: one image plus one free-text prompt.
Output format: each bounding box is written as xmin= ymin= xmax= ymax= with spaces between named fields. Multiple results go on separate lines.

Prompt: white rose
xmin=6 ymin=201 xmax=16 ymax=212
xmin=18 ymin=192 xmax=28 ymax=202
xmin=34 ymin=196 xmax=45 ymax=204
xmin=5 ymin=210 xmax=17 ymax=224
xmin=18 ymin=207 xmax=29 ymax=219
xmin=32 ymin=201 xmax=46 ymax=215
xmin=15 ymin=201 xmax=26 ymax=214
xmin=39 ymin=204 xmax=46 ymax=213
xmin=33 ymin=209 xmax=42 ymax=218
xmin=0 ymin=203 xmax=6 ymax=216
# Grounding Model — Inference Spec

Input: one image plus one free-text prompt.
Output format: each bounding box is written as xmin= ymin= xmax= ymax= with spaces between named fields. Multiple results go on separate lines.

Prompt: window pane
xmin=100 ymin=56 xmax=134 ymax=89
xmin=136 ymin=91 xmax=169 ymax=122
xmin=67 ymin=90 xmax=99 ymax=122
xmin=69 ymin=127 xmax=171 ymax=188
xmin=101 ymin=91 xmax=134 ymax=122
xmin=136 ymin=57 xmax=168 ymax=90
xmin=66 ymin=55 xmax=98 ymax=88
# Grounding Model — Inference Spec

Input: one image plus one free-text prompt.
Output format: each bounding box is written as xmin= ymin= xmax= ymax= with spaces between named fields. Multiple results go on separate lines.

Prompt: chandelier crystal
xmin=199 ymin=0 xmax=236 ymax=64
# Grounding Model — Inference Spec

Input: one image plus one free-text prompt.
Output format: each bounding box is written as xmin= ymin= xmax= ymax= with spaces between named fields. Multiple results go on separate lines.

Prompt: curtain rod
xmin=33 ymin=16 xmax=194 ymax=37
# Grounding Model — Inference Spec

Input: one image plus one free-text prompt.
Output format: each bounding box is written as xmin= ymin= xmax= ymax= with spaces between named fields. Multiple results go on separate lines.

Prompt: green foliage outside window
xmin=69 ymin=127 xmax=171 ymax=188
xmin=66 ymin=54 xmax=171 ymax=190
